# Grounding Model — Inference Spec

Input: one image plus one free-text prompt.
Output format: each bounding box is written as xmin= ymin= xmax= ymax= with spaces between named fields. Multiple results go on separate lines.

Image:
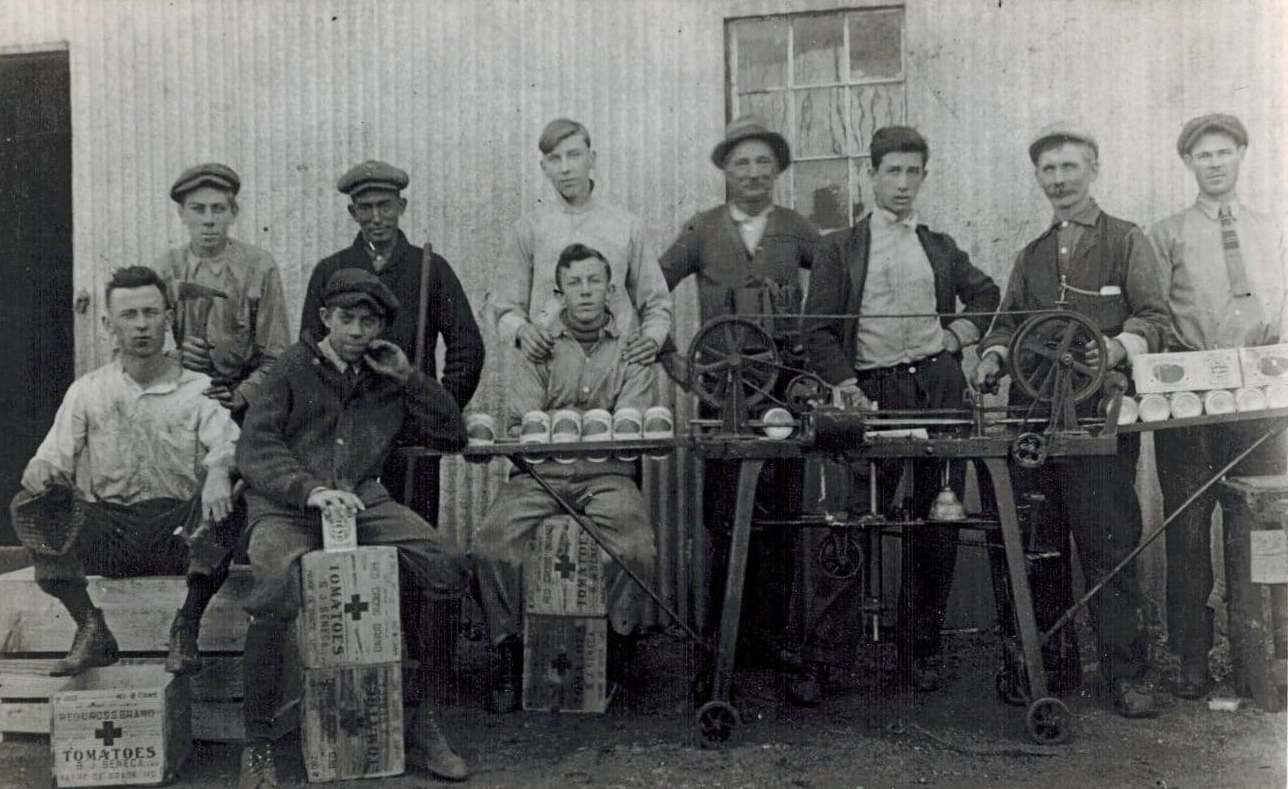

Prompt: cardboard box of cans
xmin=522 ymin=615 xmax=608 ymax=713
xmin=50 ymin=665 xmax=191 ymax=788
xmin=525 ymin=516 xmax=607 ymax=617
xmin=1132 ymin=349 xmax=1243 ymax=393
xmin=298 ymin=546 xmax=401 ymax=668
xmin=301 ymin=662 xmax=404 ymax=782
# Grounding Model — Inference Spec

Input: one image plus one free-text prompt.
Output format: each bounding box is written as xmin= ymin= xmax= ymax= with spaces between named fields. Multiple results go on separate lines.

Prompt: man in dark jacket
xmin=236 ymin=269 xmax=470 ymax=788
xmin=975 ymin=123 xmax=1169 ymax=719
xmin=798 ymin=126 xmax=999 ymax=704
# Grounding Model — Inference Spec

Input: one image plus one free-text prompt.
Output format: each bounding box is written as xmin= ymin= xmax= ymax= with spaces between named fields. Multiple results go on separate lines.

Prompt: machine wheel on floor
xmin=1025 ymin=696 xmax=1071 ymax=745
xmin=695 ymin=700 xmax=741 ymax=747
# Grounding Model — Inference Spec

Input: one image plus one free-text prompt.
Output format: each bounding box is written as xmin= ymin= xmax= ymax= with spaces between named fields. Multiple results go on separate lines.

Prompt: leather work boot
xmin=238 ymin=741 xmax=280 ymax=789
xmin=165 ymin=610 xmax=203 ymax=675
xmin=405 ymin=705 xmax=469 ymax=781
xmin=50 ymin=609 xmax=119 ymax=677
xmin=487 ymin=636 xmax=523 ymax=713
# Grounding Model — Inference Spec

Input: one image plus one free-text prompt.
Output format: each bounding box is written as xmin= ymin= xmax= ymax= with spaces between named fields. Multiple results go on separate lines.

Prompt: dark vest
xmin=1018 ymin=212 xmax=1137 ymax=336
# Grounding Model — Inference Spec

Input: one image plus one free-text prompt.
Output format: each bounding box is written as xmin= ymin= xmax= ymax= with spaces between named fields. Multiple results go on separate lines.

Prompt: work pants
xmin=471 ymin=467 xmax=656 ymax=643
xmin=1155 ymin=422 xmax=1286 ymax=683
xmin=790 ymin=352 xmax=964 ymax=668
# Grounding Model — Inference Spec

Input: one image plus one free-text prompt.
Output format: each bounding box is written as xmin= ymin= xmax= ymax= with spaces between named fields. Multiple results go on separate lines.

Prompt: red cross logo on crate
xmin=345 ymin=593 xmax=369 ymax=621
xmin=554 ymin=553 xmax=576 ymax=579
xmin=551 ymin=652 xmax=573 ymax=675
xmin=95 ymin=721 xmax=123 ymax=747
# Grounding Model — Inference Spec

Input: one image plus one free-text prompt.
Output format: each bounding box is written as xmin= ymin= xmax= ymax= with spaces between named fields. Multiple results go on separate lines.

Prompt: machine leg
xmin=699 ymin=458 xmax=765 ymax=746
xmin=982 ymin=458 xmax=1050 ymax=703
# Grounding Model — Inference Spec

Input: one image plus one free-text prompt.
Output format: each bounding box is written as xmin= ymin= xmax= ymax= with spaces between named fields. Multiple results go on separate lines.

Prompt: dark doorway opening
xmin=0 ymin=50 xmax=73 ymax=543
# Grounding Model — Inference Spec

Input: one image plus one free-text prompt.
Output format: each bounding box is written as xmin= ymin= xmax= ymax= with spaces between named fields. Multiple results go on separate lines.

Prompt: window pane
xmin=733 ymin=18 xmax=788 ymax=91
xmin=851 ymin=157 xmax=874 ymax=225
xmin=849 ymin=8 xmax=903 ymax=80
xmin=792 ymin=14 xmax=843 ymax=86
xmin=739 ymin=92 xmax=789 ymax=139
xmin=794 ymin=87 xmax=848 ymax=158
xmin=848 ymin=84 xmax=903 ymax=154
xmin=795 ymin=159 xmax=850 ymax=233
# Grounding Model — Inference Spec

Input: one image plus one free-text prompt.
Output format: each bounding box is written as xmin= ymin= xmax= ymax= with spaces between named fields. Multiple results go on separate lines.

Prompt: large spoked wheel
xmin=1025 ymin=697 xmax=1072 ymax=745
xmin=1008 ymin=311 xmax=1107 ymax=404
xmin=695 ymin=700 xmax=741 ymax=748
xmin=688 ymin=316 xmax=780 ymax=410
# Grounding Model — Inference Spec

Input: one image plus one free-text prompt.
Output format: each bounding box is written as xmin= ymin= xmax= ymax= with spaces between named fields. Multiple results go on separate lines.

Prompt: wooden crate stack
xmin=522 ymin=515 xmax=610 ymax=713
xmin=0 ymin=565 xmax=299 ymax=743
xmin=296 ymin=508 xmax=404 ymax=783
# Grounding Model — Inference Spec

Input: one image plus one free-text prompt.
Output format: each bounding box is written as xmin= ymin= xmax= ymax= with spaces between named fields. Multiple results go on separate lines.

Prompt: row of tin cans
xmin=465 ymin=406 xmax=674 ymax=462
xmin=1103 ymin=383 xmax=1288 ymax=425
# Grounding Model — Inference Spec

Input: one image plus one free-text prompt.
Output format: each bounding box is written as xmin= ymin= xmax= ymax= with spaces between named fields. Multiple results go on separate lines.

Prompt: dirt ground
xmin=2 ymin=625 xmax=1284 ymax=789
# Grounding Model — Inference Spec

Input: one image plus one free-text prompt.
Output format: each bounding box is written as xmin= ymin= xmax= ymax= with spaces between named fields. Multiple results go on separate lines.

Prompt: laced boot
xmin=405 ymin=705 xmax=468 ymax=781
xmin=50 ymin=609 xmax=119 ymax=677
xmin=165 ymin=609 xmax=203 ymax=675
xmin=238 ymin=741 xmax=279 ymax=789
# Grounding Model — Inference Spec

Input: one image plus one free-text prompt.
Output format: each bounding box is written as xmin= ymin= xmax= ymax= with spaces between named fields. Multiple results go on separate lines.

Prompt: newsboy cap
xmin=169 ymin=162 xmax=240 ymax=203
xmin=322 ymin=267 xmax=400 ymax=320
xmin=711 ymin=115 xmax=792 ymax=170
xmin=336 ymin=160 xmax=410 ymax=197
xmin=1176 ymin=113 xmax=1248 ymax=158
xmin=1028 ymin=122 xmax=1099 ymax=165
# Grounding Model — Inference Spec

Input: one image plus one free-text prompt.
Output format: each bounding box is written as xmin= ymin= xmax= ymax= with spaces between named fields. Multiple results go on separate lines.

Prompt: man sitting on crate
xmin=472 ymin=242 xmax=658 ymax=713
xmin=234 ymin=268 xmax=470 ymax=786
xmin=9 ymin=266 xmax=240 ymax=678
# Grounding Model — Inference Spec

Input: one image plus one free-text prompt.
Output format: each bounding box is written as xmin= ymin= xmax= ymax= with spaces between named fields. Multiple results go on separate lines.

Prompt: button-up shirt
xmin=728 ymin=203 xmax=773 ymax=255
xmin=23 ymin=361 xmax=238 ymax=504
xmin=1148 ymin=194 xmax=1287 ymax=351
xmin=854 ymin=209 xmax=945 ymax=370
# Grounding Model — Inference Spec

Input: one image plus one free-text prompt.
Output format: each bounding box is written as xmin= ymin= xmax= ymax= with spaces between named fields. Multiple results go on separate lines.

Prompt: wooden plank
xmin=2 ymin=698 xmax=299 ymax=743
xmin=0 ymin=566 xmax=254 ymax=653
xmin=0 ymin=657 xmax=246 ymax=702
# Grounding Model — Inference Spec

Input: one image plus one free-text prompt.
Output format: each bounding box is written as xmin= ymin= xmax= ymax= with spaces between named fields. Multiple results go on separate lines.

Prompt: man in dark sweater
xmin=236 ymin=269 xmax=470 ymax=788
xmin=800 ymin=127 xmax=999 ymax=704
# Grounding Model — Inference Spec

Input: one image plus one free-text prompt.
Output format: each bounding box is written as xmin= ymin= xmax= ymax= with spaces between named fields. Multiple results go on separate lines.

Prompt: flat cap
xmin=322 ymin=267 xmax=400 ymax=320
xmin=711 ymin=115 xmax=792 ymax=170
xmin=337 ymin=160 xmax=409 ymax=197
xmin=170 ymin=162 xmax=240 ymax=203
xmin=1028 ymin=122 xmax=1099 ymax=165
xmin=1177 ymin=113 xmax=1247 ymax=157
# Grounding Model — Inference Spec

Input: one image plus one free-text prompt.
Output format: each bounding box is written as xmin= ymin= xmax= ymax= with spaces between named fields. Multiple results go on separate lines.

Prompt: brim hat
xmin=1176 ymin=113 xmax=1247 ymax=158
xmin=337 ymin=160 xmax=410 ymax=197
xmin=170 ymin=162 xmax=240 ymax=203
xmin=711 ymin=115 xmax=792 ymax=170
xmin=1028 ymin=122 xmax=1099 ymax=165
xmin=322 ymin=267 xmax=400 ymax=321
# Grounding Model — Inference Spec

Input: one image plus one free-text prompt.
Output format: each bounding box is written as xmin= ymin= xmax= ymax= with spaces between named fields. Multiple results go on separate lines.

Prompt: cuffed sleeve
xmin=625 ymin=218 xmax=674 ymax=347
xmin=428 ymin=255 xmax=486 ymax=407
xmin=491 ymin=219 xmax=538 ymax=347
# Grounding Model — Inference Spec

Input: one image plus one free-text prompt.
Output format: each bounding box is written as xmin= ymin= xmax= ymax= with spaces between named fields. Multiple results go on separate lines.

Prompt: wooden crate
xmin=1218 ymin=475 xmax=1288 ymax=712
xmin=0 ymin=566 xmax=299 ymax=742
xmin=525 ymin=516 xmax=608 ymax=617
xmin=522 ymin=615 xmax=608 ymax=713
xmin=1132 ymin=349 xmax=1243 ymax=393
xmin=301 ymin=662 xmax=404 ymax=783
xmin=50 ymin=665 xmax=190 ymax=787
xmin=298 ymin=547 xmax=401 ymax=669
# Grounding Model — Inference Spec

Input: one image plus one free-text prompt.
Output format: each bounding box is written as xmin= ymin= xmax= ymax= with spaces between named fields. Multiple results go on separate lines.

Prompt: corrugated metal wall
xmin=1 ymin=0 xmax=1284 ymax=626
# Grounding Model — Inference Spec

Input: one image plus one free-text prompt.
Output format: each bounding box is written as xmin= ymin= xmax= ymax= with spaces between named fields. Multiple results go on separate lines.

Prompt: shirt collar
xmin=318 ymin=335 xmax=354 ymax=373
xmin=114 ymin=358 xmax=191 ymax=395
xmin=543 ymin=308 xmax=622 ymax=340
xmin=1051 ymin=198 xmax=1101 ymax=229
xmin=873 ymin=207 xmax=918 ymax=229
xmin=555 ymin=180 xmax=598 ymax=215
xmin=728 ymin=202 xmax=774 ymax=224
xmin=1195 ymin=192 xmax=1241 ymax=221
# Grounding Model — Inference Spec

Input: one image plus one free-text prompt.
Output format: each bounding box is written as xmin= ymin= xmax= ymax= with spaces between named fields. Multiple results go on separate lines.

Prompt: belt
xmin=854 ymin=353 xmax=942 ymax=381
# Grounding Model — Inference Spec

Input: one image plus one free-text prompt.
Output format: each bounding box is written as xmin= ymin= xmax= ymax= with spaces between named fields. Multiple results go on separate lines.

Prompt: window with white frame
xmin=726 ymin=6 xmax=906 ymax=233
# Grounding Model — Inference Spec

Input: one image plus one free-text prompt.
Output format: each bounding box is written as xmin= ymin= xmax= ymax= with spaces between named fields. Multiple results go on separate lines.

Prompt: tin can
xmin=1265 ymin=383 xmax=1288 ymax=409
xmin=761 ymin=407 xmax=795 ymax=439
xmin=1169 ymin=391 xmax=1202 ymax=419
xmin=1203 ymin=389 xmax=1236 ymax=416
xmin=612 ymin=407 xmax=642 ymax=461
xmin=551 ymin=409 xmax=583 ymax=464
xmin=465 ymin=412 xmax=496 ymax=446
xmin=1235 ymin=386 xmax=1267 ymax=412
xmin=642 ymin=406 xmax=674 ymax=459
xmin=1137 ymin=393 xmax=1171 ymax=423
xmin=520 ymin=410 xmax=551 ymax=462
xmin=582 ymin=409 xmax=612 ymax=463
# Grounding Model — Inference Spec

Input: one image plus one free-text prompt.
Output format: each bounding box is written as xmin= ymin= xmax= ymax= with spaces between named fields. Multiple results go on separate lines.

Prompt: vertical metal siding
xmin=0 ymin=0 xmax=1283 ymax=627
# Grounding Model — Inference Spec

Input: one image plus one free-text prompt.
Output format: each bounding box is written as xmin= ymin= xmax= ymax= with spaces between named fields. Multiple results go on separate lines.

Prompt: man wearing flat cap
xmin=236 ymin=267 xmax=471 ymax=787
xmin=488 ymin=117 xmax=672 ymax=366
xmin=1148 ymin=113 xmax=1288 ymax=701
xmin=798 ymin=126 xmax=999 ymax=703
xmin=658 ymin=115 xmax=818 ymax=670
xmin=154 ymin=162 xmax=290 ymax=675
xmin=975 ymin=123 xmax=1169 ymax=718
xmin=158 ymin=162 xmax=290 ymax=418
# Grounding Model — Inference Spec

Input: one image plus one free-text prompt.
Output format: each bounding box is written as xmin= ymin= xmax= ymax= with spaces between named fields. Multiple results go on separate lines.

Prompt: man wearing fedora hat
xmin=975 ymin=123 xmax=1169 ymax=718
xmin=155 ymin=162 xmax=290 ymax=674
xmin=659 ymin=115 xmax=818 ymax=670
xmin=1147 ymin=113 xmax=1287 ymax=700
